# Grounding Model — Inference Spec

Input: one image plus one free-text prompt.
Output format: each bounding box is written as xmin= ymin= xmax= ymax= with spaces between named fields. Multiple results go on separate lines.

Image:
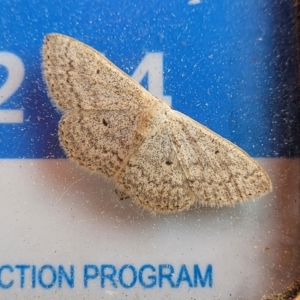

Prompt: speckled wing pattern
xmin=43 ymin=33 xmax=155 ymax=111
xmin=168 ymin=110 xmax=271 ymax=207
xmin=42 ymin=33 xmax=272 ymax=213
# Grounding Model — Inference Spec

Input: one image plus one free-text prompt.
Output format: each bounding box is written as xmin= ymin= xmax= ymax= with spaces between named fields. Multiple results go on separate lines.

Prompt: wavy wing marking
xmin=115 ymin=116 xmax=195 ymax=213
xmin=43 ymin=33 xmax=156 ymax=111
xmin=168 ymin=110 xmax=272 ymax=207
xmin=59 ymin=109 xmax=144 ymax=178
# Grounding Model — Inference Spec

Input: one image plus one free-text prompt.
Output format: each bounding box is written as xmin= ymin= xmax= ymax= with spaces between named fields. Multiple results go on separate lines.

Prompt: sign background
xmin=0 ymin=1 xmax=299 ymax=299
xmin=0 ymin=0 xmax=299 ymax=158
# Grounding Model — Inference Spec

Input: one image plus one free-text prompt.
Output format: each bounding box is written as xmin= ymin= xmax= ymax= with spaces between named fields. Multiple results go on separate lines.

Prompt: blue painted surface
xmin=0 ymin=0 xmax=299 ymax=158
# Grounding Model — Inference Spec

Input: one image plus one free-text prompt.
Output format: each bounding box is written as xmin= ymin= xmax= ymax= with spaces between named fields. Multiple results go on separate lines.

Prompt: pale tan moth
xmin=42 ymin=33 xmax=272 ymax=213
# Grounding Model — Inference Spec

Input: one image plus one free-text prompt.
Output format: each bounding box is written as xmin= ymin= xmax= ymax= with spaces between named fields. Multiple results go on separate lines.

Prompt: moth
xmin=42 ymin=33 xmax=272 ymax=213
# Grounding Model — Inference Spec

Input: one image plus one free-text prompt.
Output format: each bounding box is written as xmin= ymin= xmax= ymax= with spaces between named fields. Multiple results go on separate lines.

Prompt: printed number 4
xmin=132 ymin=53 xmax=172 ymax=106
xmin=0 ymin=52 xmax=24 ymax=123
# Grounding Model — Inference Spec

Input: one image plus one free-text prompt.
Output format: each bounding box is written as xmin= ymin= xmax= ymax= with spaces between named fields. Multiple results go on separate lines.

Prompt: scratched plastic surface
xmin=0 ymin=1 xmax=299 ymax=299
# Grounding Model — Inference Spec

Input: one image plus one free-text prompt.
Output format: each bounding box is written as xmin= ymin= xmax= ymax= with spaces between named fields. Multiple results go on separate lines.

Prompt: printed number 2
xmin=0 ymin=52 xmax=24 ymax=123
xmin=132 ymin=53 xmax=172 ymax=106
